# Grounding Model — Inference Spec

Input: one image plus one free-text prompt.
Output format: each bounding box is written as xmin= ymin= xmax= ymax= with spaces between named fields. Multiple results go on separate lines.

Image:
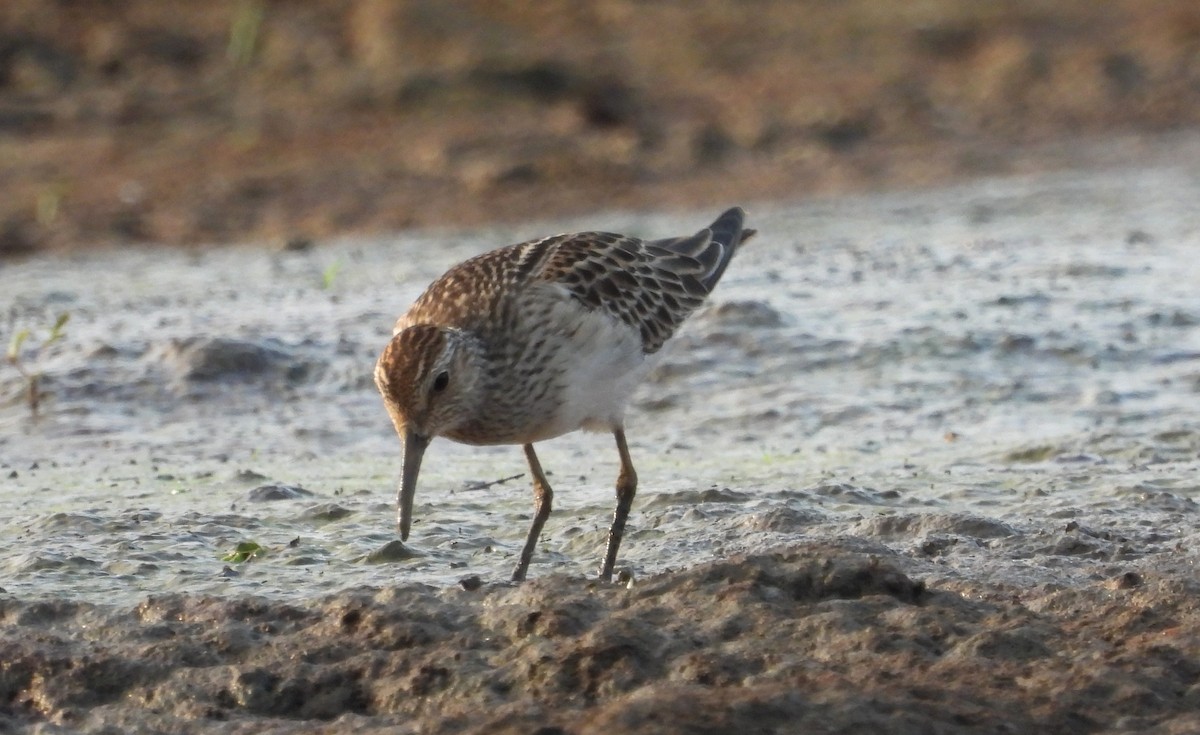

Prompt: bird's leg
xmin=600 ymin=428 xmax=638 ymax=582
xmin=512 ymin=443 xmax=553 ymax=582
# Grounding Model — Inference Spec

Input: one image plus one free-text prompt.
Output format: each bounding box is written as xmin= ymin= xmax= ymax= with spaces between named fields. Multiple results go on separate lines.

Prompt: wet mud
xmin=3 ymin=156 xmax=1200 ymax=732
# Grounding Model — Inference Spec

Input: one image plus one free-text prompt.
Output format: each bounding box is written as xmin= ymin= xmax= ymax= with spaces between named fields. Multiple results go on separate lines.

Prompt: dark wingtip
xmin=696 ymin=206 xmax=752 ymax=289
xmin=708 ymin=207 xmax=752 ymax=245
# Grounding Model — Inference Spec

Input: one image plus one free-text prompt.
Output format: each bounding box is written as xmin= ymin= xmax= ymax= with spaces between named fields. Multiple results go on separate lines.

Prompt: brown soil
xmin=4 ymin=546 xmax=1200 ymax=734
xmin=6 ymin=5 xmax=1200 ymax=734
xmin=3 ymin=0 xmax=1200 ymax=254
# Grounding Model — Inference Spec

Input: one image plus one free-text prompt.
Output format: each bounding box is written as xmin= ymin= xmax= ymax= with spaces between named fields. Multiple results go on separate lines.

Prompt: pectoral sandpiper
xmin=375 ymin=207 xmax=755 ymax=581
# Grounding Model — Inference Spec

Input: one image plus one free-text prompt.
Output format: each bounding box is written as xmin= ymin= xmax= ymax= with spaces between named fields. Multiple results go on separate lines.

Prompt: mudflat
xmin=3 ymin=153 xmax=1200 ymax=732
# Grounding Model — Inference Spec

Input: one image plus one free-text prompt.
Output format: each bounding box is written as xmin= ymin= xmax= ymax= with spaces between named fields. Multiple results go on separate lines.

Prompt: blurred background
xmin=2 ymin=0 xmax=1199 ymax=255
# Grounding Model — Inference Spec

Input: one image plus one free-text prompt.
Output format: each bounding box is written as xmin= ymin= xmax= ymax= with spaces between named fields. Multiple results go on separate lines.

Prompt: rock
xmin=702 ymin=300 xmax=784 ymax=328
xmin=365 ymin=539 xmax=421 ymax=563
xmin=298 ymin=503 xmax=353 ymax=521
xmin=247 ymin=484 xmax=313 ymax=502
xmin=161 ymin=336 xmax=303 ymax=382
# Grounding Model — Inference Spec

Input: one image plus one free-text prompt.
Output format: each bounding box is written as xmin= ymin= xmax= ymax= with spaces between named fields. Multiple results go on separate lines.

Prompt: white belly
xmin=529 ymin=293 xmax=654 ymax=440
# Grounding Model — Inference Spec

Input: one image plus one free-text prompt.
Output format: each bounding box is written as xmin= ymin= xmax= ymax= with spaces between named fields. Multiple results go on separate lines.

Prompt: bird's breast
xmin=455 ymin=297 xmax=651 ymax=445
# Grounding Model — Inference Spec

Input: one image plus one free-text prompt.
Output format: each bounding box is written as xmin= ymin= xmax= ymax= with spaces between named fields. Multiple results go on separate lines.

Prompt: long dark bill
xmin=398 ymin=429 xmax=430 ymax=541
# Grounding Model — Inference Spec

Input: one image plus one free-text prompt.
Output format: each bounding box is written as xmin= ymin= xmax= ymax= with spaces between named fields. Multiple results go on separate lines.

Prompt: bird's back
xmin=399 ymin=207 xmax=755 ymax=355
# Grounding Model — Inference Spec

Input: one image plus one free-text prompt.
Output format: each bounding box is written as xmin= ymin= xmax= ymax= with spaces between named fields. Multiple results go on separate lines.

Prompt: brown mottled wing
xmin=532 ymin=207 xmax=752 ymax=353
xmin=396 ymin=240 xmax=534 ymax=332
xmin=398 ymin=207 xmax=753 ymax=352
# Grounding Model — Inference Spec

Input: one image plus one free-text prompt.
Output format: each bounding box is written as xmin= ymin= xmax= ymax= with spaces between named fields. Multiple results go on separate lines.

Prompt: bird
xmin=374 ymin=207 xmax=755 ymax=582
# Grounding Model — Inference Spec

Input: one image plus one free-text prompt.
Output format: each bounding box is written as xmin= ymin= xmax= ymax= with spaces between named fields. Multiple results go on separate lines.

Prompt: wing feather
xmin=401 ymin=207 xmax=752 ymax=354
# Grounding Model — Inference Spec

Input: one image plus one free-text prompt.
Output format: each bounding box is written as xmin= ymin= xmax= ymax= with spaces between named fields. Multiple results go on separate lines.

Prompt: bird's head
xmin=374 ymin=324 xmax=480 ymax=539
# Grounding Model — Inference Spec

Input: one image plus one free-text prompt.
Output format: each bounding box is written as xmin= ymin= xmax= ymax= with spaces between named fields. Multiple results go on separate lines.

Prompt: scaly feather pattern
xmin=375 ymin=207 xmax=755 ymax=582
xmin=397 ymin=207 xmax=755 ymax=353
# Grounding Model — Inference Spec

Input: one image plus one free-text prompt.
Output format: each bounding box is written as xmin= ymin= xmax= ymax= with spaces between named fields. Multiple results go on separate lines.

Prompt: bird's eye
xmin=431 ymin=371 xmax=450 ymax=393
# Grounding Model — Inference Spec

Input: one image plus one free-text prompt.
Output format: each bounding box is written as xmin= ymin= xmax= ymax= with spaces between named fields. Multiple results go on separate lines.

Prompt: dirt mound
xmin=4 ymin=545 xmax=1198 ymax=733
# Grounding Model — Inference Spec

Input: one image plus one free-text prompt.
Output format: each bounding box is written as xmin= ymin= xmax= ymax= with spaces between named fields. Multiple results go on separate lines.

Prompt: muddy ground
xmin=5 ymin=2 xmax=1200 ymax=733
xmin=6 ymin=546 xmax=1198 ymax=735
xmin=4 ymin=159 xmax=1200 ymax=732
xmin=3 ymin=0 xmax=1200 ymax=254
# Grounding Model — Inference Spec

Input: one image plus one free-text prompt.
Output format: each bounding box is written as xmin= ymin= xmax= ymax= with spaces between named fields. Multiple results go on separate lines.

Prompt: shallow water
xmin=2 ymin=164 xmax=1199 ymax=604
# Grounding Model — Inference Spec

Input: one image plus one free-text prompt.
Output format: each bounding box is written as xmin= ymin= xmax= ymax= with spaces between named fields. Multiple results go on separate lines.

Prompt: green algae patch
xmin=222 ymin=541 xmax=266 ymax=563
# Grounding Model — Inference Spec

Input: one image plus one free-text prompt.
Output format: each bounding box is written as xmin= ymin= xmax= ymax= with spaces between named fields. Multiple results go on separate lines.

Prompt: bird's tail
xmin=654 ymin=206 xmax=754 ymax=292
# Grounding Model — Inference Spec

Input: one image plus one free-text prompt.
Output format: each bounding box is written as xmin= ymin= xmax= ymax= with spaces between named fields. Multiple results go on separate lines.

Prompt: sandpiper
xmin=375 ymin=207 xmax=755 ymax=581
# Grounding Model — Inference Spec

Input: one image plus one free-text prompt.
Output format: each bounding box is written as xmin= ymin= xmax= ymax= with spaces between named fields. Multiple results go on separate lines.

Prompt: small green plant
xmin=36 ymin=182 xmax=69 ymax=226
xmin=221 ymin=540 xmax=266 ymax=563
xmin=321 ymin=259 xmax=343 ymax=290
xmin=6 ymin=311 xmax=69 ymax=418
xmin=227 ymin=0 xmax=265 ymax=68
